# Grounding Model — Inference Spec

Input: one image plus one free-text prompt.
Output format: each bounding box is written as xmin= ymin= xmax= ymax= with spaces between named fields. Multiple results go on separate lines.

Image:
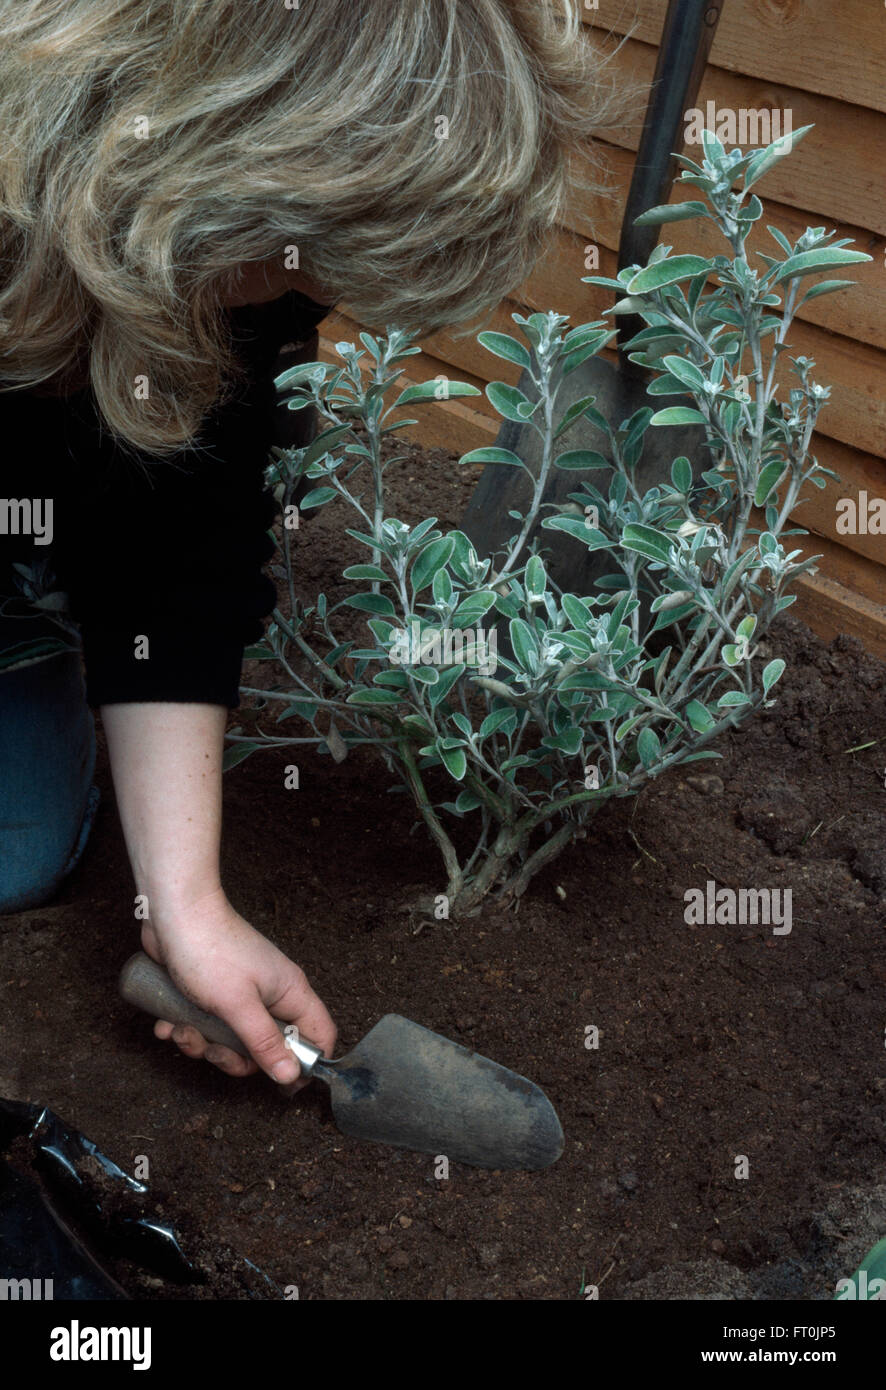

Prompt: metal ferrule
xmin=283 ymin=1030 xmax=326 ymax=1076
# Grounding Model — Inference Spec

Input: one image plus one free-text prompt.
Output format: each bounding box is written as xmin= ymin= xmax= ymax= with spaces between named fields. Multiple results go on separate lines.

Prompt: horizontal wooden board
xmin=791 ymin=570 xmax=886 ymax=659
xmin=779 ymin=435 xmax=886 ymax=571
xmin=591 ymin=37 xmax=886 ymax=236
xmin=585 ymin=1 xmax=886 ymax=115
xmin=783 ymin=526 xmax=886 ymax=605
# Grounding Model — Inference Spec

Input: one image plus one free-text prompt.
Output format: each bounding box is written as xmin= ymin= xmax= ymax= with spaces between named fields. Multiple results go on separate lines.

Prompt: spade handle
xmin=119 ymin=951 xmax=326 ymax=1076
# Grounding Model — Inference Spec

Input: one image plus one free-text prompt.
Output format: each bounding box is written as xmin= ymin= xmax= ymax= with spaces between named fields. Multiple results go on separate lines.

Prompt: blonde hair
xmin=0 ymin=0 xmax=634 ymax=456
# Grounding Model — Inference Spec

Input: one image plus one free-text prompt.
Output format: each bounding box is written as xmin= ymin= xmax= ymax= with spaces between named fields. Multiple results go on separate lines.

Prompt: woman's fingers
xmin=153 ymin=1017 xmax=258 ymax=1076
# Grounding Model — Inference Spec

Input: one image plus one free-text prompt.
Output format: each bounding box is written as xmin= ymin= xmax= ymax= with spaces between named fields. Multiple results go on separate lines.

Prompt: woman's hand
xmin=141 ymin=886 xmax=337 ymax=1088
xmin=100 ymin=702 xmax=336 ymax=1088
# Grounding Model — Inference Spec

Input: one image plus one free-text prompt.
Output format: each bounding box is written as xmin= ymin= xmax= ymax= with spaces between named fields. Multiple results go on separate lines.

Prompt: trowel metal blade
xmin=318 ymin=1015 xmax=564 ymax=1170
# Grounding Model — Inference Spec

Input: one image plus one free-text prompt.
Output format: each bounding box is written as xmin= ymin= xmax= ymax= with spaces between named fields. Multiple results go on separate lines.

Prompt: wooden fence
xmin=310 ymin=1 xmax=886 ymax=653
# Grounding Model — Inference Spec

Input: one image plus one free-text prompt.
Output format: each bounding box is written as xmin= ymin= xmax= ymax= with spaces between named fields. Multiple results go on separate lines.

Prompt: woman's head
xmin=0 ymin=0 xmax=631 ymax=456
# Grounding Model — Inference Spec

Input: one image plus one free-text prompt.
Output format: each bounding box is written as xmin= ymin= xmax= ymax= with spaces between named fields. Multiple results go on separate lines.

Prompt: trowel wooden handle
xmin=118 ymin=952 xmax=325 ymax=1074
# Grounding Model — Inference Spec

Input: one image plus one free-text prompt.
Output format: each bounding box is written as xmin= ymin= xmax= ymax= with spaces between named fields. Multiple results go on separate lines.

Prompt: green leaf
xmin=649 ymin=406 xmax=708 ymax=427
xmin=632 ymin=201 xmax=709 ymax=226
xmin=525 ymin=554 xmax=547 ymax=598
xmin=772 ymin=247 xmax=872 ymax=285
xmin=486 ymin=381 xmax=535 ymax=422
xmin=554 ymin=450 xmax=611 ymax=470
xmin=343 ymin=564 xmax=389 ymax=582
xmin=580 ymin=275 xmax=625 ymax=291
xmin=299 ymin=486 xmax=338 ymax=509
xmin=626 ymin=255 xmax=711 ymax=295
xmin=459 ymin=447 xmax=525 ymax=467
xmin=373 ymin=669 xmax=410 ymax=688
xmin=671 ymin=456 xmax=693 ymax=493
xmin=477 ymin=331 xmax=532 ymax=370
xmin=650 ymin=600 xmax=695 ymax=633
xmin=276 ymin=699 xmax=319 ymax=724
xmin=798 ymin=279 xmax=855 ymax=305
xmin=685 ymin=699 xmax=715 ymax=732
xmin=453 ymin=590 xmax=497 ymax=626
xmin=542 ymin=727 xmax=584 ymax=756
xmin=754 ymin=460 xmax=786 ymax=507
xmin=446 ymin=530 xmax=477 ymax=582
xmin=359 ymin=331 xmax=381 ymax=359
xmin=412 ymin=536 xmax=455 ymax=593
xmin=717 ymin=690 xmax=752 ymax=708
xmin=762 ymin=658 xmax=786 ymax=694
xmin=615 ymin=715 xmax=644 ymax=744
xmin=509 ymin=618 xmax=537 ymax=673
xmin=432 ymin=566 xmax=453 ymax=606
xmin=429 ymin=663 xmax=466 ymax=708
xmin=700 ymin=128 xmax=726 ymax=164
xmin=438 ymin=744 xmax=468 ymax=782
xmin=561 ymin=593 xmax=594 ymax=629
xmin=455 ymin=789 xmax=483 ymax=813
xmin=393 ymin=379 xmax=481 ymax=407
xmin=743 ymin=124 xmax=813 ymax=191
xmin=661 ymin=355 xmax=707 ymax=391
xmin=275 ymin=360 xmax=330 ymax=393
xmin=767 ymin=225 xmax=794 ymax=256
xmin=243 ymin=644 xmax=275 ymax=660
xmin=636 ymin=727 xmax=661 ymax=768
xmin=541 ymin=516 xmax=611 ymax=550
xmin=412 ymin=666 xmax=441 ymax=686
xmin=620 ymin=523 xmax=672 ymax=565
xmin=345 ymin=527 xmax=392 ymax=553
xmin=344 ymin=592 xmax=397 ymax=616
xmin=561 ymin=333 xmax=615 ymax=374
xmin=738 ymin=194 xmax=764 ymax=224
xmin=555 ymin=394 xmax=604 ymax=439
xmin=556 ymin=631 xmax=593 ymax=659
xmin=647 ymin=372 xmax=692 ymax=397
xmin=367 ymin=618 xmax=395 ymax=644
xmin=222 ymin=742 xmax=259 ymax=771
xmin=301 ymin=424 xmax=352 ymax=468
xmin=347 ymin=688 xmax=402 ymax=706
xmin=480 ymin=707 xmax=517 ymax=739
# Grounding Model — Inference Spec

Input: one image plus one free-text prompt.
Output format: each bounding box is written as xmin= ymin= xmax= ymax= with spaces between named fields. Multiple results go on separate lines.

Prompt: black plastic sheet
xmin=0 ymin=1098 xmax=281 ymax=1300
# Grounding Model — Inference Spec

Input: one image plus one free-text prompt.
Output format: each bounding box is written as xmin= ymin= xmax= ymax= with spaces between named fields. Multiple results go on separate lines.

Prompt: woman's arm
xmin=102 ymin=701 xmax=336 ymax=1085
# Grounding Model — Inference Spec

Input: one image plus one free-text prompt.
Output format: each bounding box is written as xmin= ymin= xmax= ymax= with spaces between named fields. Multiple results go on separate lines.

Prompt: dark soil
xmin=2 ymin=434 xmax=885 ymax=1300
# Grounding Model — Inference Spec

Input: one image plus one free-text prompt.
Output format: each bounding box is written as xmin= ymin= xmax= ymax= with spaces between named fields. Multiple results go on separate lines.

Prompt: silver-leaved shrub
xmin=231 ymin=126 xmax=870 ymax=917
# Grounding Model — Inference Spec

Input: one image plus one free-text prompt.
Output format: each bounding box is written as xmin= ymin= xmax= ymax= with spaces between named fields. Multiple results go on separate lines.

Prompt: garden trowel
xmin=461 ymin=0 xmax=724 ymax=595
xmin=119 ymin=952 xmax=564 ymax=1170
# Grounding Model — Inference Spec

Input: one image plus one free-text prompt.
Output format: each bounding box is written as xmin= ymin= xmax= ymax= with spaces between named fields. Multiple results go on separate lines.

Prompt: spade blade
xmin=119 ymin=955 xmax=564 ymax=1171
xmin=318 ymin=1015 xmax=564 ymax=1170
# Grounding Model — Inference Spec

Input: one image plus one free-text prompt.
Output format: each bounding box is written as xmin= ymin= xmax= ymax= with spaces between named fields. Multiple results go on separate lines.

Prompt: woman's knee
xmin=0 ymin=646 xmax=97 ymax=914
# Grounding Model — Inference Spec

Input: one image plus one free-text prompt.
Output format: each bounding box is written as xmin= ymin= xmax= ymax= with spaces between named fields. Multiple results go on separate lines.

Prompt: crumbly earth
xmin=1 ymin=436 xmax=884 ymax=1299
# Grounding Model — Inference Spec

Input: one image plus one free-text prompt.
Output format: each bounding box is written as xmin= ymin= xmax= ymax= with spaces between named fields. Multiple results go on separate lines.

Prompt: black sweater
xmin=0 ymin=290 xmax=328 ymax=708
